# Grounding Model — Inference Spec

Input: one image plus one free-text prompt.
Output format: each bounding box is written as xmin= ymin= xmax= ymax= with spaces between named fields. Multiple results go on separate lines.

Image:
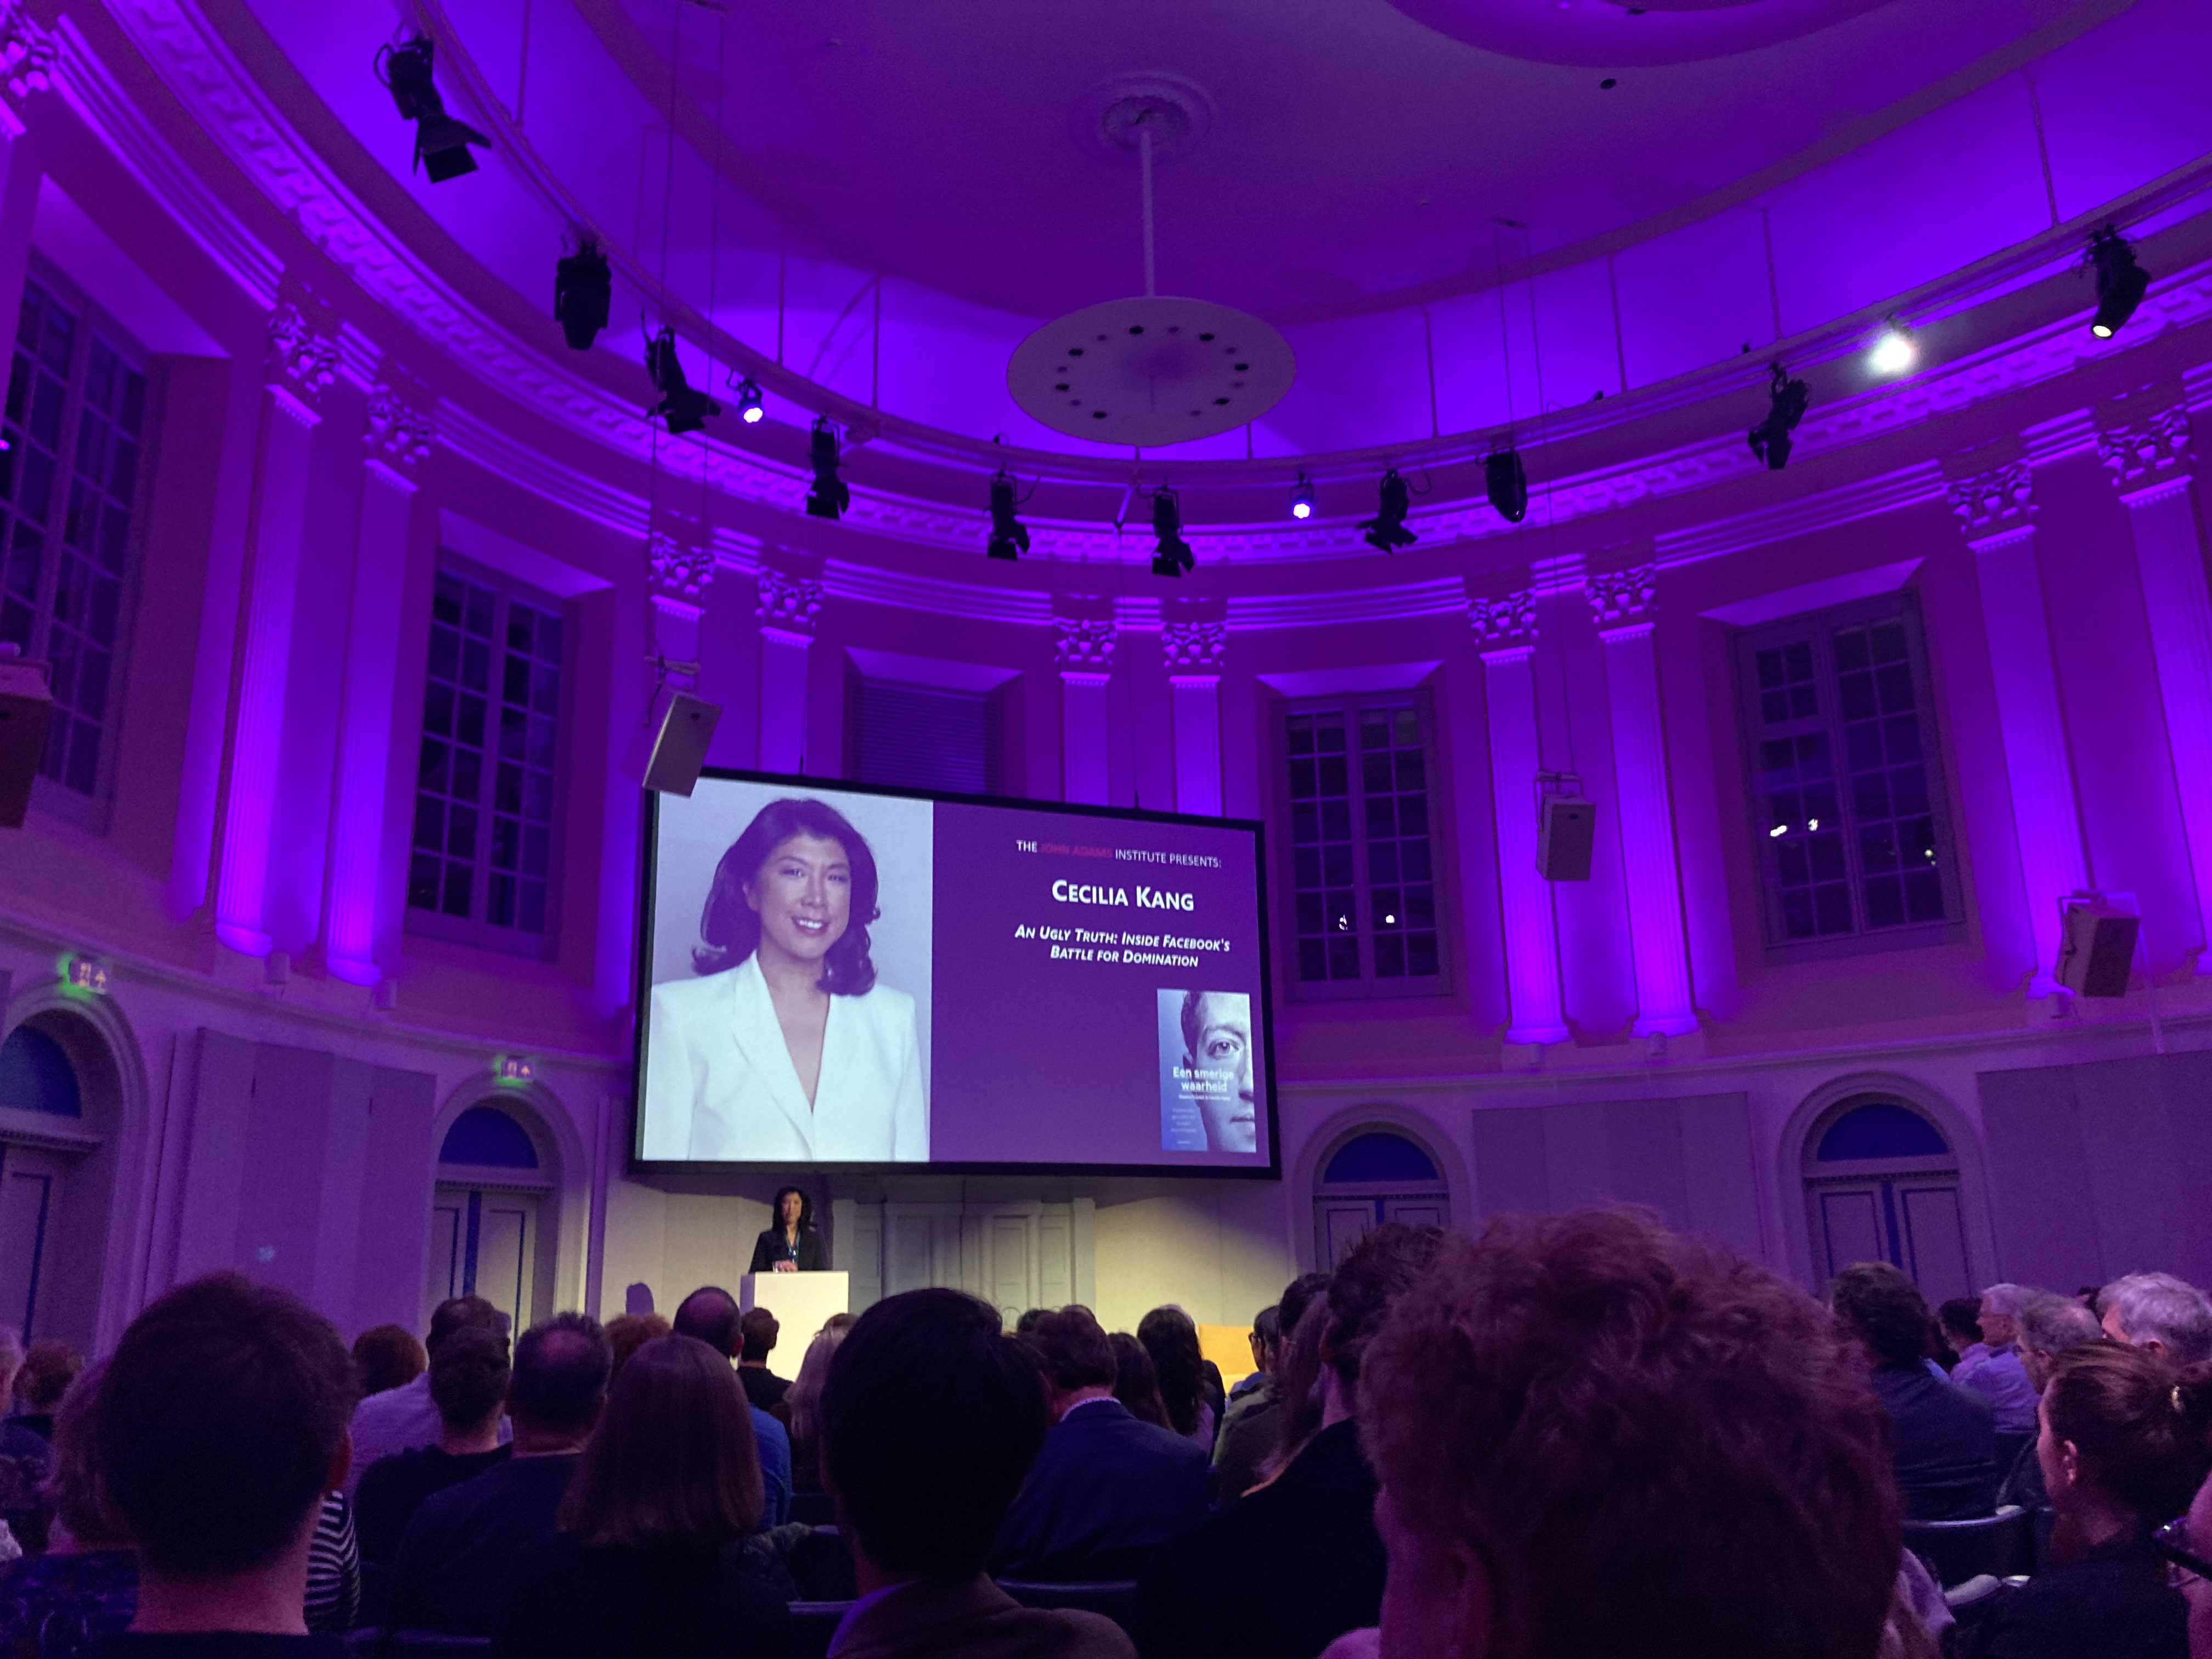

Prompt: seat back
xmin=789 ymin=1525 xmax=857 ymax=1602
xmin=788 ymin=1600 xmax=854 ymax=1659
xmin=995 ymin=1579 xmax=1143 ymax=1633
xmin=789 ymin=1489 xmax=837 ymax=1527
xmin=386 ymin=1632 xmax=493 ymax=1655
xmin=1902 ymin=1505 xmax=2032 ymax=1587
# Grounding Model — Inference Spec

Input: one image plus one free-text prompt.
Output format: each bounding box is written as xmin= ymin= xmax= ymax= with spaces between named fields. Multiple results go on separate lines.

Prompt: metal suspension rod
xmin=1139 ymin=119 xmax=1156 ymax=298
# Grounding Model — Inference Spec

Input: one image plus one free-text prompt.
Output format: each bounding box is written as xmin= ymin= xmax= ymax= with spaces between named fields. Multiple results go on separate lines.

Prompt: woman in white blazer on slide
xmin=644 ymin=796 xmax=927 ymax=1163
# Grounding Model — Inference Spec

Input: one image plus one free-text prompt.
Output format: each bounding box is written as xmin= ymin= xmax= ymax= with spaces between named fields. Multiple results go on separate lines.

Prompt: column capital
xmin=2098 ymin=403 xmax=2192 ymax=499
xmin=1161 ymin=618 xmax=1226 ymax=671
xmin=0 ymin=4 xmax=54 ymax=136
xmin=1470 ymin=588 xmax=1537 ymax=652
xmin=1946 ymin=461 xmax=2035 ymax=542
xmin=650 ymin=529 xmax=715 ymax=604
xmin=756 ymin=568 xmax=822 ymax=639
xmin=266 ymin=301 xmax=337 ymax=415
xmin=363 ymin=381 xmax=433 ymax=489
xmin=1054 ymin=617 xmax=1118 ymax=668
xmin=1585 ymin=564 xmax=1657 ymax=633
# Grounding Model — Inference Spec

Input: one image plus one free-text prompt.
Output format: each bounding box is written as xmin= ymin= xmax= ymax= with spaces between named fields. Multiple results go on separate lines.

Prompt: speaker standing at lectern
xmin=750 ymin=1186 xmax=827 ymax=1273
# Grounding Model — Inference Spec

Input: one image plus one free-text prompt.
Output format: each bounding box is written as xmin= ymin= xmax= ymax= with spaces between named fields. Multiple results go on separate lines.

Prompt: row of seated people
xmin=9 ymin=1218 xmax=2212 ymax=1658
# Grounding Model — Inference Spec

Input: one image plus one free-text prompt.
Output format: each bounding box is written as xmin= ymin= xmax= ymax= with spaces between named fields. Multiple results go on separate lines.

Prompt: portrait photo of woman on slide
xmin=644 ymin=796 xmax=928 ymax=1162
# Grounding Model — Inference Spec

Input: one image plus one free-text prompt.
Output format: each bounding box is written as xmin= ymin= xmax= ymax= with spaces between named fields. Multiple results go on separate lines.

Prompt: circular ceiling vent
xmin=1009 ymin=296 xmax=1296 ymax=448
xmin=1385 ymin=0 xmax=1897 ymax=66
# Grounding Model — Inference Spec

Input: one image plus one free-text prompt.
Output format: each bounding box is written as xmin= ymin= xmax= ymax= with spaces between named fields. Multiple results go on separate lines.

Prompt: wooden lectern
xmin=739 ymin=1271 xmax=850 ymax=1342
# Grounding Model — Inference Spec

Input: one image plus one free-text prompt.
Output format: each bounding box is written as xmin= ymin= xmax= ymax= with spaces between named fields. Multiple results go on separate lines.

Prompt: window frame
xmin=0 ymin=255 xmax=157 ymax=829
xmin=403 ymin=552 xmax=574 ymax=960
xmin=842 ymin=668 xmax=1005 ymax=797
xmin=1271 ymin=687 xmax=1452 ymax=1002
xmin=1729 ymin=591 xmax=1965 ymax=961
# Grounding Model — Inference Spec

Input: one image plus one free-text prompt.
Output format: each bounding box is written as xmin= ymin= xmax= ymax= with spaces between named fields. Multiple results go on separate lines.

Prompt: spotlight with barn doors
xmin=372 ymin=33 xmax=487 ymax=183
xmin=1869 ymin=316 xmax=1915 ymax=376
xmin=1485 ymin=449 xmax=1528 ymax=524
xmin=1289 ymin=472 xmax=1316 ymax=521
xmin=1746 ymin=362 xmax=1810 ymax=471
xmin=643 ymin=326 xmax=720 ymax=436
xmin=2085 ymin=224 xmax=2150 ymax=339
xmin=1358 ymin=468 xmax=1417 ymax=551
xmin=986 ymin=469 xmax=1030 ymax=561
xmin=1149 ymin=487 xmax=1195 ymax=578
xmin=805 ymin=417 xmax=850 ymax=521
xmin=553 ymin=240 xmax=611 ymax=351
xmin=731 ymin=376 xmax=765 ymax=424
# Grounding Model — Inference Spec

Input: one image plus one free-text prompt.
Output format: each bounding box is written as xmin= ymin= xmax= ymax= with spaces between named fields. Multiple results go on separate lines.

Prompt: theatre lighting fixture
xmin=1485 ymin=449 xmax=1529 ymax=524
xmin=986 ymin=469 xmax=1030 ymax=561
xmin=644 ymin=326 xmax=720 ymax=436
xmin=1289 ymin=473 xmax=1316 ymax=521
xmin=805 ymin=417 xmax=850 ymax=521
xmin=552 ymin=240 xmax=611 ymax=351
xmin=1869 ymin=316 xmax=1916 ymax=376
xmin=373 ymin=34 xmax=487 ymax=183
xmin=1746 ymin=362 xmax=1810 ymax=471
xmin=1358 ymin=468 xmax=1417 ymax=552
xmin=1149 ymin=488 xmax=1195 ymax=578
xmin=731 ymin=376 xmax=766 ymax=424
xmin=2086 ymin=225 xmax=2150 ymax=339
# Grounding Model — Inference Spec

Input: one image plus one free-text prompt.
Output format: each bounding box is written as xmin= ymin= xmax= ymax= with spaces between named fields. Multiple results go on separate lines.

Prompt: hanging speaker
xmin=1537 ymin=793 xmax=1596 ymax=882
xmin=642 ymin=692 xmax=721 ymax=796
xmin=2056 ymin=899 xmax=2138 ymax=997
xmin=0 ymin=652 xmax=54 ymax=830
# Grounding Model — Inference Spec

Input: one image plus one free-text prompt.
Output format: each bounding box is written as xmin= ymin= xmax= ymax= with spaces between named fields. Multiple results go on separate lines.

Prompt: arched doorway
xmin=425 ymin=1102 xmax=556 ymax=1335
xmin=1313 ymin=1127 xmax=1451 ymax=1267
xmin=1803 ymin=1098 xmax=1972 ymax=1305
xmin=0 ymin=1011 xmax=122 ymax=1348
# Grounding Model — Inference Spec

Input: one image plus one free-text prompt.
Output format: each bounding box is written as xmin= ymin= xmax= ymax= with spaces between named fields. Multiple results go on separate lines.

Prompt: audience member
xmin=1108 ymin=1334 xmax=1172 ymax=1431
xmin=736 ymin=1308 xmax=789 ymax=1412
xmin=343 ymin=1295 xmax=509 ymax=1497
xmin=1219 ymin=1307 xmax=1279 ymax=1426
xmin=349 ymin=1325 xmax=425 ymax=1401
xmin=383 ymin=1312 xmax=611 ymax=1638
xmin=1957 ymin=1283 xmax=2041 ymax=1471
xmin=821 ymin=1288 xmax=1132 ymax=1659
xmin=1830 ymin=1262 xmax=1998 ymax=1520
xmin=492 ymin=1334 xmax=789 ymax=1658
xmin=605 ymin=1312 xmax=670 ymax=1381
xmin=1136 ymin=1223 xmax=1444 ymax=1659
xmin=1998 ymin=1291 xmax=2111 ymax=1511
xmin=785 ymin=1319 xmax=851 ymax=1493
xmin=1136 ymin=1308 xmax=1214 ymax=1452
xmin=0 ymin=1327 xmax=49 ymax=1554
xmin=353 ymin=1326 xmax=514 ymax=1564
xmin=1940 ymin=1298 xmax=1987 ymax=1369
xmin=1214 ymin=1273 xmax=1329 ymax=1505
xmin=88 ymin=1272 xmax=356 ymax=1657
xmin=2102 ymin=1272 xmax=2212 ymax=1365
xmin=1349 ymin=1210 xmax=1900 ymax=1659
xmin=994 ymin=1307 xmax=1208 ymax=1582
xmin=12 ymin=1339 xmax=84 ymax=1442
xmin=303 ymin=1494 xmax=358 ymax=1633
xmin=671 ymin=1287 xmax=792 ymax=1525
xmin=1016 ymin=1310 xmax=1049 ymax=1336
xmin=1967 ymin=1344 xmax=2212 ymax=1659
xmin=0 ymin=1362 xmax=137 ymax=1657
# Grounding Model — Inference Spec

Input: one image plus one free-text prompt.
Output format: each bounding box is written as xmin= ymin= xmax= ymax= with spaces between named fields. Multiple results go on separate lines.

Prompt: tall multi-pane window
xmin=1734 ymin=597 xmax=1959 ymax=951
xmin=1282 ymin=698 xmax=1444 ymax=994
xmin=408 ymin=563 xmax=567 ymax=952
xmin=0 ymin=268 xmax=149 ymax=806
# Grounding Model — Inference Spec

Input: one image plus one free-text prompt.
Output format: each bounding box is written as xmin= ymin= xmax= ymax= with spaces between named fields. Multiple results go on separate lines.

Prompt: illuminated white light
xmin=1807 ymin=817 xmax=1820 ymax=831
xmin=1384 ymin=913 xmax=1397 ymax=924
xmin=1870 ymin=323 xmax=1916 ymax=376
xmin=741 ymin=403 xmax=766 ymax=425
xmin=1769 ymin=823 xmax=1787 ymax=838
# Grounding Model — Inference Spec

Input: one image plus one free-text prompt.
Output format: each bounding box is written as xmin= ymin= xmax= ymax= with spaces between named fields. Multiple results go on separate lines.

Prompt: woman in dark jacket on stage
xmin=748 ymin=1187 xmax=827 ymax=1273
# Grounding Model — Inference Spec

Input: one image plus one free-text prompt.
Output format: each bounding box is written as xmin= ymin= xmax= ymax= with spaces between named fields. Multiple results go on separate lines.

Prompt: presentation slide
xmin=634 ymin=772 xmax=1277 ymax=1173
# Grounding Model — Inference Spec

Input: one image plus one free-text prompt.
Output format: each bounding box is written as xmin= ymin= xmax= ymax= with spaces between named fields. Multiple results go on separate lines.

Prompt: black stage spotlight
xmin=1359 ymin=468 xmax=1417 ymax=552
xmin=986 ymin=470 xmax=1030 ymax=562
xmin=415 ymin=111 xmax=490 ymax=183
xmin=1746 ymin=362 xmax=1809 ymax=471
xmin=1485 ymin=448 xmax=1529 ymax=523
xmin=1289 ymin=472 xmax=1316 ymax=521
xmin=2086 ymin=224 xmax=2150 ymax=340
xmin=644 ymin=326 xmax=720 ymax=435
xmin=553 ymin=240 xmax=611 ymax=351
xmin=374 ymin=34 xmax=487 ymax=182
xmin=731 ymin=376 xmax=766 ymax=424
xmin=805 ymin=416 xmax=850 ymax=521
xmin=1149 ymin=489 xmax=1195 ymax=578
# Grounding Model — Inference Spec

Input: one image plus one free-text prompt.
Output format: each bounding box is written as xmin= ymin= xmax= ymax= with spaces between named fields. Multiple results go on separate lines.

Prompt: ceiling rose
xmin=1385 ymin=0 xmax=1898 ymax=66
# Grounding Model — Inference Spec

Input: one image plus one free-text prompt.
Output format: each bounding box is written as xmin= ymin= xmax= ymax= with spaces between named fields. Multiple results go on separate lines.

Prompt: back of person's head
xmin=1014 ymin=1308 xmax=1048 ymax=1336
xmin=1363 ymin=1211 xmax=1900 ymax=1659
xmin=1828 ymin=1261 xmax=1933 ymax=1368
xmin=47 ymin=1359 xmax=126 ymax=1549
xmin=559 ymin=1334 xmax=762 ymax=1549
xmin=14 ymin=1339 xmax=82 ymax=1412
xmin=352 ymin=1324 xmax=426 ymax=1398
xmin=2016 ymin=1291 xmax=2103 ymax=1362
xmin=0 ymin=1325 xmax=20 ymax=1391
xmin=510 ymin=1313 xmax=612 ymax=1437
xmin=1327 ymin=1222 xmax=1447 ymax=1390
xmin=606 ymin=1312 xmax=672 ymax=1382
xmin=739 ymin=1307 xmax=780 ymax=1364
xmin=672 ymin=1286 xmax=742 ymax=1359
xmin=429 ymin=1326 xmax=511 ymax=1430
xmin=787 ymin=1321 xmax=854 ymax=1462
xmin=823 ymin=1288 xmax=1047 ymax=1579
xmin=1937 ymin=1298 xmax=1983 ymax=1347
xmin=1280 ymin=1271 xmax=1331 ymax=1338
xmin=425 ymin=1294 xmax=506 ymax=1359
xmin=1137 ymin=1306 xmax=1206 ymax=1436
xmin=2101 ymin=1272 xmax=2212 ymax=1364
xmin=1029 ymin=1306 xmax=1116 ymax=1395
xmin=1108 ymin=1332 xmax=1172 ymax=1429
xmin=1251 ymin=1304 xmax=1282 ymax=1358
xmin=1979 ymin=1282 xmax=2035 ymax=1320
xmin=98 ymin=1273 xmax=356 ymax=1575
xmin=2044 ymin=1343 xmax=2212 ymax=1528
xmin=1272 ymin=1293 xmax=1335 ymax=1468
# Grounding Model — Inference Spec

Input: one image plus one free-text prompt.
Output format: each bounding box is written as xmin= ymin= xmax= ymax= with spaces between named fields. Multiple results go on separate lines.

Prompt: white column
xmin=1587 ymin=568 xmax=1696 ymax=1036
xmin=2102 ymin=407 xmax=2212 ymax=968
xmin=215 ymin=306 xmax=334 ymax=956
xmin=323 ymin=387 xmax=431 ymax=985
xmin=755 ymin=570 xmax=821 ymax=775
xmin=1056 ymin=619 xmax=1116 ymax=805
xmin=1474 ymin=592 xmax=1567 ymax=1044
xmin=1950 ymin=463 xmax=2087 ymax=997
xmin=1163 ymin=620 xmax=1226 ymax=816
